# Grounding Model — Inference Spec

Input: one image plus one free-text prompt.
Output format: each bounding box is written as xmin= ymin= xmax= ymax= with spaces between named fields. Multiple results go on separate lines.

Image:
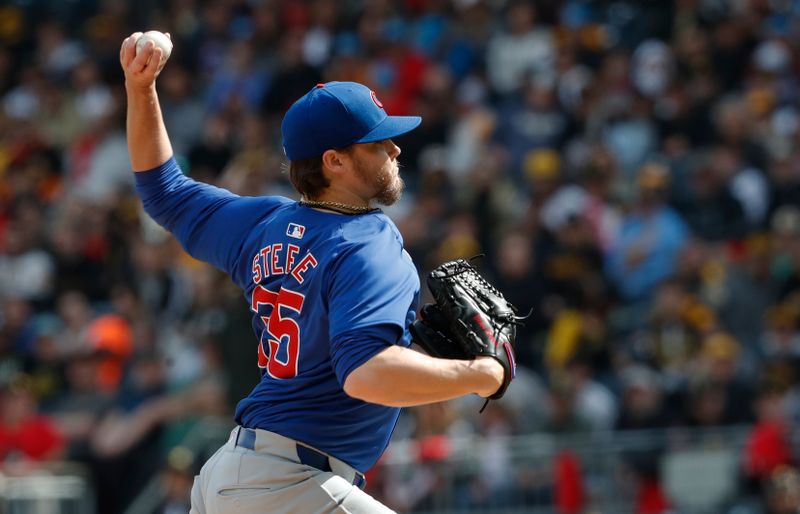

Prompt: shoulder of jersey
xmin=254 ymin=196 xmax=295 ymax=217
xmin=340 ymin=213 xmax=398 ymax=244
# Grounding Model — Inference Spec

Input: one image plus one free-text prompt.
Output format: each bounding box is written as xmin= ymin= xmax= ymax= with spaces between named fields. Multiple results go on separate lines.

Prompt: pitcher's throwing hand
xmin=120 ymin=31 xmax=171 ymax=91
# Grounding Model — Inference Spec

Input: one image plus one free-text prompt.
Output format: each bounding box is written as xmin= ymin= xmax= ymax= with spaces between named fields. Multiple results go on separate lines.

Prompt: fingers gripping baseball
xmin=120 ymin=32 xmax=171 ymax=90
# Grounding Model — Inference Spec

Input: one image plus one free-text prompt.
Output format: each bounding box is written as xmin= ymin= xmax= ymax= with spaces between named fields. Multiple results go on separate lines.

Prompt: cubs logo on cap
xmin=281 ymin=81 xmax=422 ymax=161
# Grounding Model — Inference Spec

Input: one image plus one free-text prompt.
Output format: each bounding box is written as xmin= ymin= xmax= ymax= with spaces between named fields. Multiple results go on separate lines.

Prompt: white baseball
xmin=135 ymin=30 xmax=172 ymax=64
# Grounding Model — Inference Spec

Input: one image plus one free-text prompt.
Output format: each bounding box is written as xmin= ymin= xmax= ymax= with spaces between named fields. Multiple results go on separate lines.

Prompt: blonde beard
xmin=354 ymin=159 xmax=404 ymax=206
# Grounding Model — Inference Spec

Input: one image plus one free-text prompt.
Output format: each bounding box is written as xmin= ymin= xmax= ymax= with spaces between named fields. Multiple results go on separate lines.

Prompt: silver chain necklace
xmin=299 ymin=199 xmax=379 ymax=214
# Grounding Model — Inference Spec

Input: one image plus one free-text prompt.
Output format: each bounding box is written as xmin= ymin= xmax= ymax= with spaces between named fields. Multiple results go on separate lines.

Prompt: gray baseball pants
xmin=189 ymin=426 xmax=396 ymax=514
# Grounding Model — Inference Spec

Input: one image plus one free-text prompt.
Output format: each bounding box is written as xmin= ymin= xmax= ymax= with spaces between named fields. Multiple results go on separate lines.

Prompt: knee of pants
xmin=318 ymin=474 xmax=397 ymax=514
xmin=189 ymin=474 xmax=206 ymax=514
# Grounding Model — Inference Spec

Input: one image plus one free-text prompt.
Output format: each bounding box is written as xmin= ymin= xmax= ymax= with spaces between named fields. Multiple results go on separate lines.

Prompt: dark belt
xmin=235 ymin=427 xmax=366 ymax=489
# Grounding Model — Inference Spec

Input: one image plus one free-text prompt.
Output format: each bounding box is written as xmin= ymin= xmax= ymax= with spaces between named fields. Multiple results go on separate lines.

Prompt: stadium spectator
xmin=0 ymin=374 xmax=63 ymax=463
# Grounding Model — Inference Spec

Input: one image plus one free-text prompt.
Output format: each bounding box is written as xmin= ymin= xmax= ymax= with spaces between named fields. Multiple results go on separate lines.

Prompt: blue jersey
xmin=135 ymin=158 xmax=419 ymax=472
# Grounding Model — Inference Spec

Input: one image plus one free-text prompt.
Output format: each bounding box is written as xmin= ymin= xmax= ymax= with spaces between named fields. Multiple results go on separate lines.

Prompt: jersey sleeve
xmin=135 ymin=157 xmax=289 ymax=275
xmin=327 ymin=226 xmax=418 ymax=384
xmin=330 ymin=324 xmax=401 ymax=387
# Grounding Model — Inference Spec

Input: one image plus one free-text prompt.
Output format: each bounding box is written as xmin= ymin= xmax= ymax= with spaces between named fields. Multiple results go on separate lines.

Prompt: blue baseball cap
xmin=281 ymin=81 xmax=422 ymax=161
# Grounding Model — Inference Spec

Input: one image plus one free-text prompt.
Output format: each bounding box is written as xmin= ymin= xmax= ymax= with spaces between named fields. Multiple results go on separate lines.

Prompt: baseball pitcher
xmin=120 ymin=31 xmax=517 ymax=514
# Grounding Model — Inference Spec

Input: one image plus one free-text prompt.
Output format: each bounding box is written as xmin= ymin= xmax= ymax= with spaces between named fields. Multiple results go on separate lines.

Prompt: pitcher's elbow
xmin=344 ymin=367 xmax=375 ymax=401
xmin=344 ymin=368 xmax=400 ymax=405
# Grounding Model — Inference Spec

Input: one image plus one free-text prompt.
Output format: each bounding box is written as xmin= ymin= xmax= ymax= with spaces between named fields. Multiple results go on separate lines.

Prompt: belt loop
xmin=234 ymin=426 xmax=257 ymax=451
xmin=296 ymin=444 xmax=332 ymax=472
xmin=353 ymin=473 xmax=366 ymax=489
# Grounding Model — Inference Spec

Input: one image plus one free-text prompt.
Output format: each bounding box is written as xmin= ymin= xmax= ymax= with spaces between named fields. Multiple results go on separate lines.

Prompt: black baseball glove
xmin=410 ymin=259 xmax=523 ymax=410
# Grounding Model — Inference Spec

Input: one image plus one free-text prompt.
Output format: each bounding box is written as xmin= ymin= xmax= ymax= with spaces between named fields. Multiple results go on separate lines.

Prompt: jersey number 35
xmin=251 ymin=285 xmax=305 ymax=379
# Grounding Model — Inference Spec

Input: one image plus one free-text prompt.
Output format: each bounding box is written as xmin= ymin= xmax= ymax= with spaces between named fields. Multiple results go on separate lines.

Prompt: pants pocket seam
xmin=217 ymin=485 xmax=271 ymax=497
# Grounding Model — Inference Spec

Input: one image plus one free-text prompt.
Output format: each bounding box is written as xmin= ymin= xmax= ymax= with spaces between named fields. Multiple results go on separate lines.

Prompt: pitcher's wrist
xmin=125 ymin=81 xmax=157 ymax=96
xmin=473 ymin=357 xmax=504 ymax=397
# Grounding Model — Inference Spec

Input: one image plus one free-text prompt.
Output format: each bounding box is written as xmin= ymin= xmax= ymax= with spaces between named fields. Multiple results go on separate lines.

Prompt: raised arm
xmin=118 ymin=32 xmax=290 ymax=275
xmin=119 ymin=32 xmax=173 ymax=171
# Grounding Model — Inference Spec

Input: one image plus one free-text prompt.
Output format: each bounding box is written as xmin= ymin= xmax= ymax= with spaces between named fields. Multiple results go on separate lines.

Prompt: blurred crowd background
xmin=3 ymin=0 xmax=800 ymax=512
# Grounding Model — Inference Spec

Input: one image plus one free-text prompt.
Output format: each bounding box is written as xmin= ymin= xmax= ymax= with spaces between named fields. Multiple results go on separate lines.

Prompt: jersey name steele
xmin=251 ymin=243 xmax=318 ymax=285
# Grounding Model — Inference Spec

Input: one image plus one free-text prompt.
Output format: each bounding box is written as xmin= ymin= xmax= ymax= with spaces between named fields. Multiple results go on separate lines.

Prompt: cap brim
xmin=355 ymin=115 xmax=422 ymax=144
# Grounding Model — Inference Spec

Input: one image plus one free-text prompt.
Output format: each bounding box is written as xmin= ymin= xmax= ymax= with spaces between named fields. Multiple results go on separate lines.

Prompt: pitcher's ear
xmin=321 ymin=149 xmax=348 ymax=177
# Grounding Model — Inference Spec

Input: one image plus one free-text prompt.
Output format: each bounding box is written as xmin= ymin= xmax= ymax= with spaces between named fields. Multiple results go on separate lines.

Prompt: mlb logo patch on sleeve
xmin=287 ymin=223 xmax=306 ymax=239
